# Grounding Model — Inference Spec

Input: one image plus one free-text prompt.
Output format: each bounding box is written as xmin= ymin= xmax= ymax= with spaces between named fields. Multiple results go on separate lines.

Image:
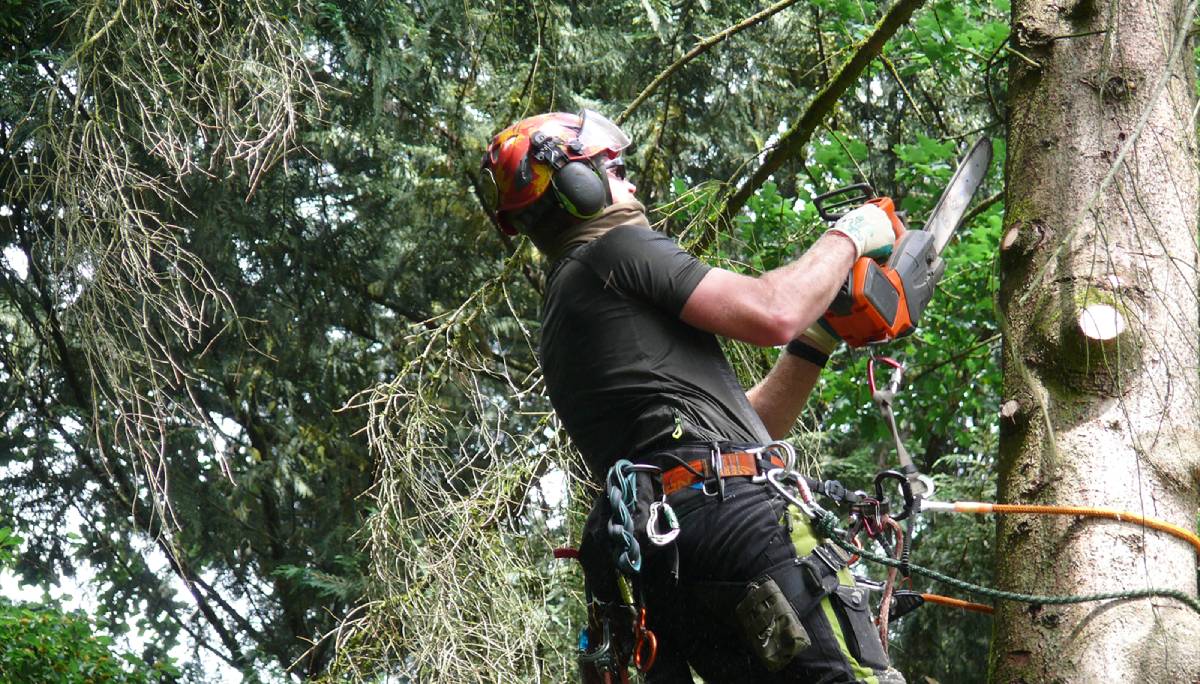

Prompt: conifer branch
xmin=617 ymin=0 xmax=804 ymax=125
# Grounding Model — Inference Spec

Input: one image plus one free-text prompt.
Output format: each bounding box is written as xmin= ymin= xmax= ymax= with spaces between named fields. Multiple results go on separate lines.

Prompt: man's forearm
xmin=746 ymin=349 xmax=823 ymax=439
xmin=759 ymin=233 xmax=857 ymax=341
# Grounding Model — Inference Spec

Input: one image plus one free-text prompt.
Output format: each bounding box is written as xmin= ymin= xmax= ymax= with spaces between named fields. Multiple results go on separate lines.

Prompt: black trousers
xmin=632 ymin=479 xmax=901 ymax=684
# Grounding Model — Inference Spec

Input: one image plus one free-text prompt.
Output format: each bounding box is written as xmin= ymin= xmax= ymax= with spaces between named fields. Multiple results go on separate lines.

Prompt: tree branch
xmin=959 ymin=189 xmax=1003 ymax=229
xmin=715 ymin=0 xmax=927 ymax=233
xmin=616 ymin=0 xmax=804 ymax=125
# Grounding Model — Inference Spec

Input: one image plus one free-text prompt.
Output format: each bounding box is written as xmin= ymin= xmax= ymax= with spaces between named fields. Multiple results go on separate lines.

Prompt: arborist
xmin=479 ymin=110 xmax=906 ymax=684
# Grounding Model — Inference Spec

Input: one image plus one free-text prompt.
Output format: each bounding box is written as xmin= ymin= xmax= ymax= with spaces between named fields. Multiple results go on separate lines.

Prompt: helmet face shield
xmin=576 ymin=109 xmax=630 ymax=157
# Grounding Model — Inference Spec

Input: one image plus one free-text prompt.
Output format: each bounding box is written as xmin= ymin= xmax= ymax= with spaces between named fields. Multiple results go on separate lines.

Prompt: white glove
xmin=825 ymin=204 xmax=895 ymax=260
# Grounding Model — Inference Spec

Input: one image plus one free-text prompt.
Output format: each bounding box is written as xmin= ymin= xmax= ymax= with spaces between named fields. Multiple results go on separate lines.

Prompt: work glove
xmin=798 ymin=319 xmax=841 ymax=356
xmin=825 ymin=203 xmax=895 ymax=260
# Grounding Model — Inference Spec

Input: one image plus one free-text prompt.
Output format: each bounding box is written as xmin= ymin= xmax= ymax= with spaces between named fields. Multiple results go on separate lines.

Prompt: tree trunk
xmin=993 ymin=0 xmax=1200 ymax=682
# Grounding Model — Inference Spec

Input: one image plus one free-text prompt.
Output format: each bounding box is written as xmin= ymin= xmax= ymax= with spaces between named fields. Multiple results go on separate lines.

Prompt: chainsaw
xmin=815 ymin=138 xmax=993 ymax=347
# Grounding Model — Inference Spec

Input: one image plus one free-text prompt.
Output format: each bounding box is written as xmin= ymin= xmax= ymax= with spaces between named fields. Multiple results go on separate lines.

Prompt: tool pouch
xmin=734 ymin=570 xmax=812 ymax=671
xmin=829 ymin=584 xmax=890 ymax=671
xmin=691 ymin=542 xmax=842 ymax=673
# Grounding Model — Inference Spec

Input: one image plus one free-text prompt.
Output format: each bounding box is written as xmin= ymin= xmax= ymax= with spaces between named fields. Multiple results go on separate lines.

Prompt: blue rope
xmin=606 ymin=460 xmax=642 ymax=575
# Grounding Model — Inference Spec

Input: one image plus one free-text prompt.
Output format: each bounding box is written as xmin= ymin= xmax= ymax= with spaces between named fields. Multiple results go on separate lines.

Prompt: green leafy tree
xmin=0 ymin=528 xmax=176 ymax=682
xmin=1 ymin=0 xmax=1022 ymax=681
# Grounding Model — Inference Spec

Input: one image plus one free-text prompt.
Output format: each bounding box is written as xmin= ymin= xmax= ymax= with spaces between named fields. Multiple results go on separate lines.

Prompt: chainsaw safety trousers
xmin=826 ymin=203 xmax=896 ymax=260
xmin=631 ymin=478 xmax=904 ymax=684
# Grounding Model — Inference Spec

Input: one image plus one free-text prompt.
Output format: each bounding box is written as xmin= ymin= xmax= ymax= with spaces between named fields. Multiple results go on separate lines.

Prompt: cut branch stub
xmin=1077 ymin=304 xmax=1125 ymax=342
xmin=1001 ymin=399 xmax=1022 ymax=419
xmin=1001 ymin=226 xmax=1021 ymax=251
xmin=1058 ymin=295 xmax=1142 ymax=397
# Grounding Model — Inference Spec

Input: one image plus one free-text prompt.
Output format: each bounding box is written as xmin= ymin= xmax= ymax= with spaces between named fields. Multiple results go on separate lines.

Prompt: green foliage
xmin=0 ymin=601 xmax=178 ymax=683
xmin=0 ymin=529 xmax=175 ymax=681
xmin=2 ymin=0 xmax=1016 ymax=681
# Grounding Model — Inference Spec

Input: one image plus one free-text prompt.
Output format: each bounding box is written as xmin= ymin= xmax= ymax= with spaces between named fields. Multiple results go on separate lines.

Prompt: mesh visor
xmin=577 ymin=109 xmax=630 ymax=155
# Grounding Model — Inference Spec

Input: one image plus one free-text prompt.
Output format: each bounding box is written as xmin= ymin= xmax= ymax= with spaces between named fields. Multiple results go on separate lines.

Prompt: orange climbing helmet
xmin=480 ymin=110 xmax=631 ymax=234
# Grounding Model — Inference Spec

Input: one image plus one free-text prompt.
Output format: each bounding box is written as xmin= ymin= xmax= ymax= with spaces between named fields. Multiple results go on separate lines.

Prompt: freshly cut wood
xmin=1077 ymin=304 xmax=1125 ymax=342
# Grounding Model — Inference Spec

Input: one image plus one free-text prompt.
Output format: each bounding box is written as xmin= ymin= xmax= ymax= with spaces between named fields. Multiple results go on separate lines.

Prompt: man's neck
xmin=544 ymin=201 xmax=650 ymax=262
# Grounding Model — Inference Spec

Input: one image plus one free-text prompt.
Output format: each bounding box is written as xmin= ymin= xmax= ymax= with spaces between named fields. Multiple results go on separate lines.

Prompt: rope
xmin=921 ymin=593 xmax=993 ymax=614
xmin=811 ymin=511 xmax=1200 ymax=616
xmin=931 ymin=502 xmax=1200 ymax=558
xmin=876 ymin=516 xmax=905 ymax=654
xmin=606 ymin=460 xmax=642 ymax=575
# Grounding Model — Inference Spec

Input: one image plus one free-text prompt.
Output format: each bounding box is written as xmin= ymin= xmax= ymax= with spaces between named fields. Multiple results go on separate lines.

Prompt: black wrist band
xmin=786 ymin=339 xmax=829 ymax=367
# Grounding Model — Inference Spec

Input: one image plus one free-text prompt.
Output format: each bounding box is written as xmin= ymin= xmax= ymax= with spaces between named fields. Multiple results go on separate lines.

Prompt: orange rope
xmin=947 ymin=502 xmax=1200 ymax=556
xmin=921 ymin=593 xmax=993 ymax=614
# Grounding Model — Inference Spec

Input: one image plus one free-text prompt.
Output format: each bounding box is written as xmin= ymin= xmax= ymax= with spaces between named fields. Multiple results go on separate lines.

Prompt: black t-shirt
xmin=540 ymin=225 xmax=771 ymax=477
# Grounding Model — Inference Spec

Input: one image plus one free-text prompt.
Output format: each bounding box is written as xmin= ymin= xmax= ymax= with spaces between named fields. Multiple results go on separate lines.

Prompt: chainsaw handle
xmin=864 ymin=196 xmax=907 ymax=243
xmin=813 ymin=184 xmax=906 ymax=248
xmin=813 ymin=183 xmax=874 ymax=222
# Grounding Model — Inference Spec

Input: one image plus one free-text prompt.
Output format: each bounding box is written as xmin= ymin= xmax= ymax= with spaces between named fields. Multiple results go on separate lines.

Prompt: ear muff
xmin=551 ymin=160 xmax=609 ymax=219
xmin=526 ymin=131 xmax=611 ymax=222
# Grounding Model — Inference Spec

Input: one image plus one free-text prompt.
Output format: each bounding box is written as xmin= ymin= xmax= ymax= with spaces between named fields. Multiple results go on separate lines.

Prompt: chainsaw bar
xmin=923 ymin=138 xmax=993 ymax=254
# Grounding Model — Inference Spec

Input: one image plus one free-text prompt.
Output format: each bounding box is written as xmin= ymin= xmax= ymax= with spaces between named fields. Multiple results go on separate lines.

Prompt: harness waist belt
xmin=661 ymin=451 xmax=787 ymax=496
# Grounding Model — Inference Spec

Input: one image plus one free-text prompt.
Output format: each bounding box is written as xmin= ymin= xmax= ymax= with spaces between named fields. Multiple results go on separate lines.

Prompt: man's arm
xmin=679 ymin=232 xmax=856 ymax=346
xmin=745 ymin=349 xmax=823 ymax=439
xmin=680 ymin=203 xmax=899 ymax=437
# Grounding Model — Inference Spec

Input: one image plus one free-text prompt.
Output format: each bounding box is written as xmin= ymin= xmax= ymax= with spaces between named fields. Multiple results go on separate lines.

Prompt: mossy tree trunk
xmin=992 ymin=0 xmax=1200 ymax=682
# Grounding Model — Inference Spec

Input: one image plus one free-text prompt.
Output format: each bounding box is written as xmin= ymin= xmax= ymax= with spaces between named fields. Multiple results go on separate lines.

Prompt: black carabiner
xmin=874 ymin=469 xmax=916 ymax=521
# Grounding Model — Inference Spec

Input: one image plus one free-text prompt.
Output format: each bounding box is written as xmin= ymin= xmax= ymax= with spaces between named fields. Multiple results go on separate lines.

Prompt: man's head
xmin=479 ymin=110 xmax=632 ymax=238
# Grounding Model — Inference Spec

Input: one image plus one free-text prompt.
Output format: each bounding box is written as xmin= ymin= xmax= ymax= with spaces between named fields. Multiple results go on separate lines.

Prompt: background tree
xmin=0 ymin=528 xmax=176 ymax=682
xmin=992 ymin=0 xmax=1200 ymax=681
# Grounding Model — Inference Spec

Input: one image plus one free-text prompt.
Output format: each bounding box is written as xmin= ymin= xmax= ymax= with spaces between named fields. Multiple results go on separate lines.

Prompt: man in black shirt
xmin=481 ymin=111 xmax=904 ymax=683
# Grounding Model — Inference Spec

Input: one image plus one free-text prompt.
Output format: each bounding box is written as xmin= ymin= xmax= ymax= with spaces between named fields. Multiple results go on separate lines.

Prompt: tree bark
xmin=993 ymin=0 xmax=1200 ymax=682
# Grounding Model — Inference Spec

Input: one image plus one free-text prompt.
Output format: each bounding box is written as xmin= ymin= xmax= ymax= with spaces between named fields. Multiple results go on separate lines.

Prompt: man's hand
xmin=826 ymin=204 xmax=895 ymax=260
xmin=796 ymin=320 xmax=840 ymax=356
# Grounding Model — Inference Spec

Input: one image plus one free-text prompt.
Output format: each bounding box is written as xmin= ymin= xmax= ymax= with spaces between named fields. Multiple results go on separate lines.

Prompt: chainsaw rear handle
xmin=814 ymin=184 xmax=907 ymax=239
xmin=814 ymin=183 xmax=874 ymax=222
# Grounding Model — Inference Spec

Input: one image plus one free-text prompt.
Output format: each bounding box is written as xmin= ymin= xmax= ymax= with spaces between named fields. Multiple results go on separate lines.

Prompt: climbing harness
xmin=561 ymin=442 xmax=802 ymax=679
xmin=571 ymin=459 xmax=668 ymax=679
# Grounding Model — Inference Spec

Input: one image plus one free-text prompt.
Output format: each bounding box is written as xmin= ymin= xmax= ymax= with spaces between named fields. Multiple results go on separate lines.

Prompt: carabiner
xmin=868 ymin=355 xmax=904 ymax=398
xmin=633 ymin=607 xmax=658 ymax=672
xmin=577 ymin=617 xmax=613 ymax=667
xmin=874 ymin=469 xmax=916 ymax=521
xmin=647 ymin=500 xmax=680 ymax=546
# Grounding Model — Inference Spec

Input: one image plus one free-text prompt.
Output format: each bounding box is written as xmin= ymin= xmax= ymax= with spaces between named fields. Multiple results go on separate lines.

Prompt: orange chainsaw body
xmin=823 ymin=196 xmax=943 ymax=347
